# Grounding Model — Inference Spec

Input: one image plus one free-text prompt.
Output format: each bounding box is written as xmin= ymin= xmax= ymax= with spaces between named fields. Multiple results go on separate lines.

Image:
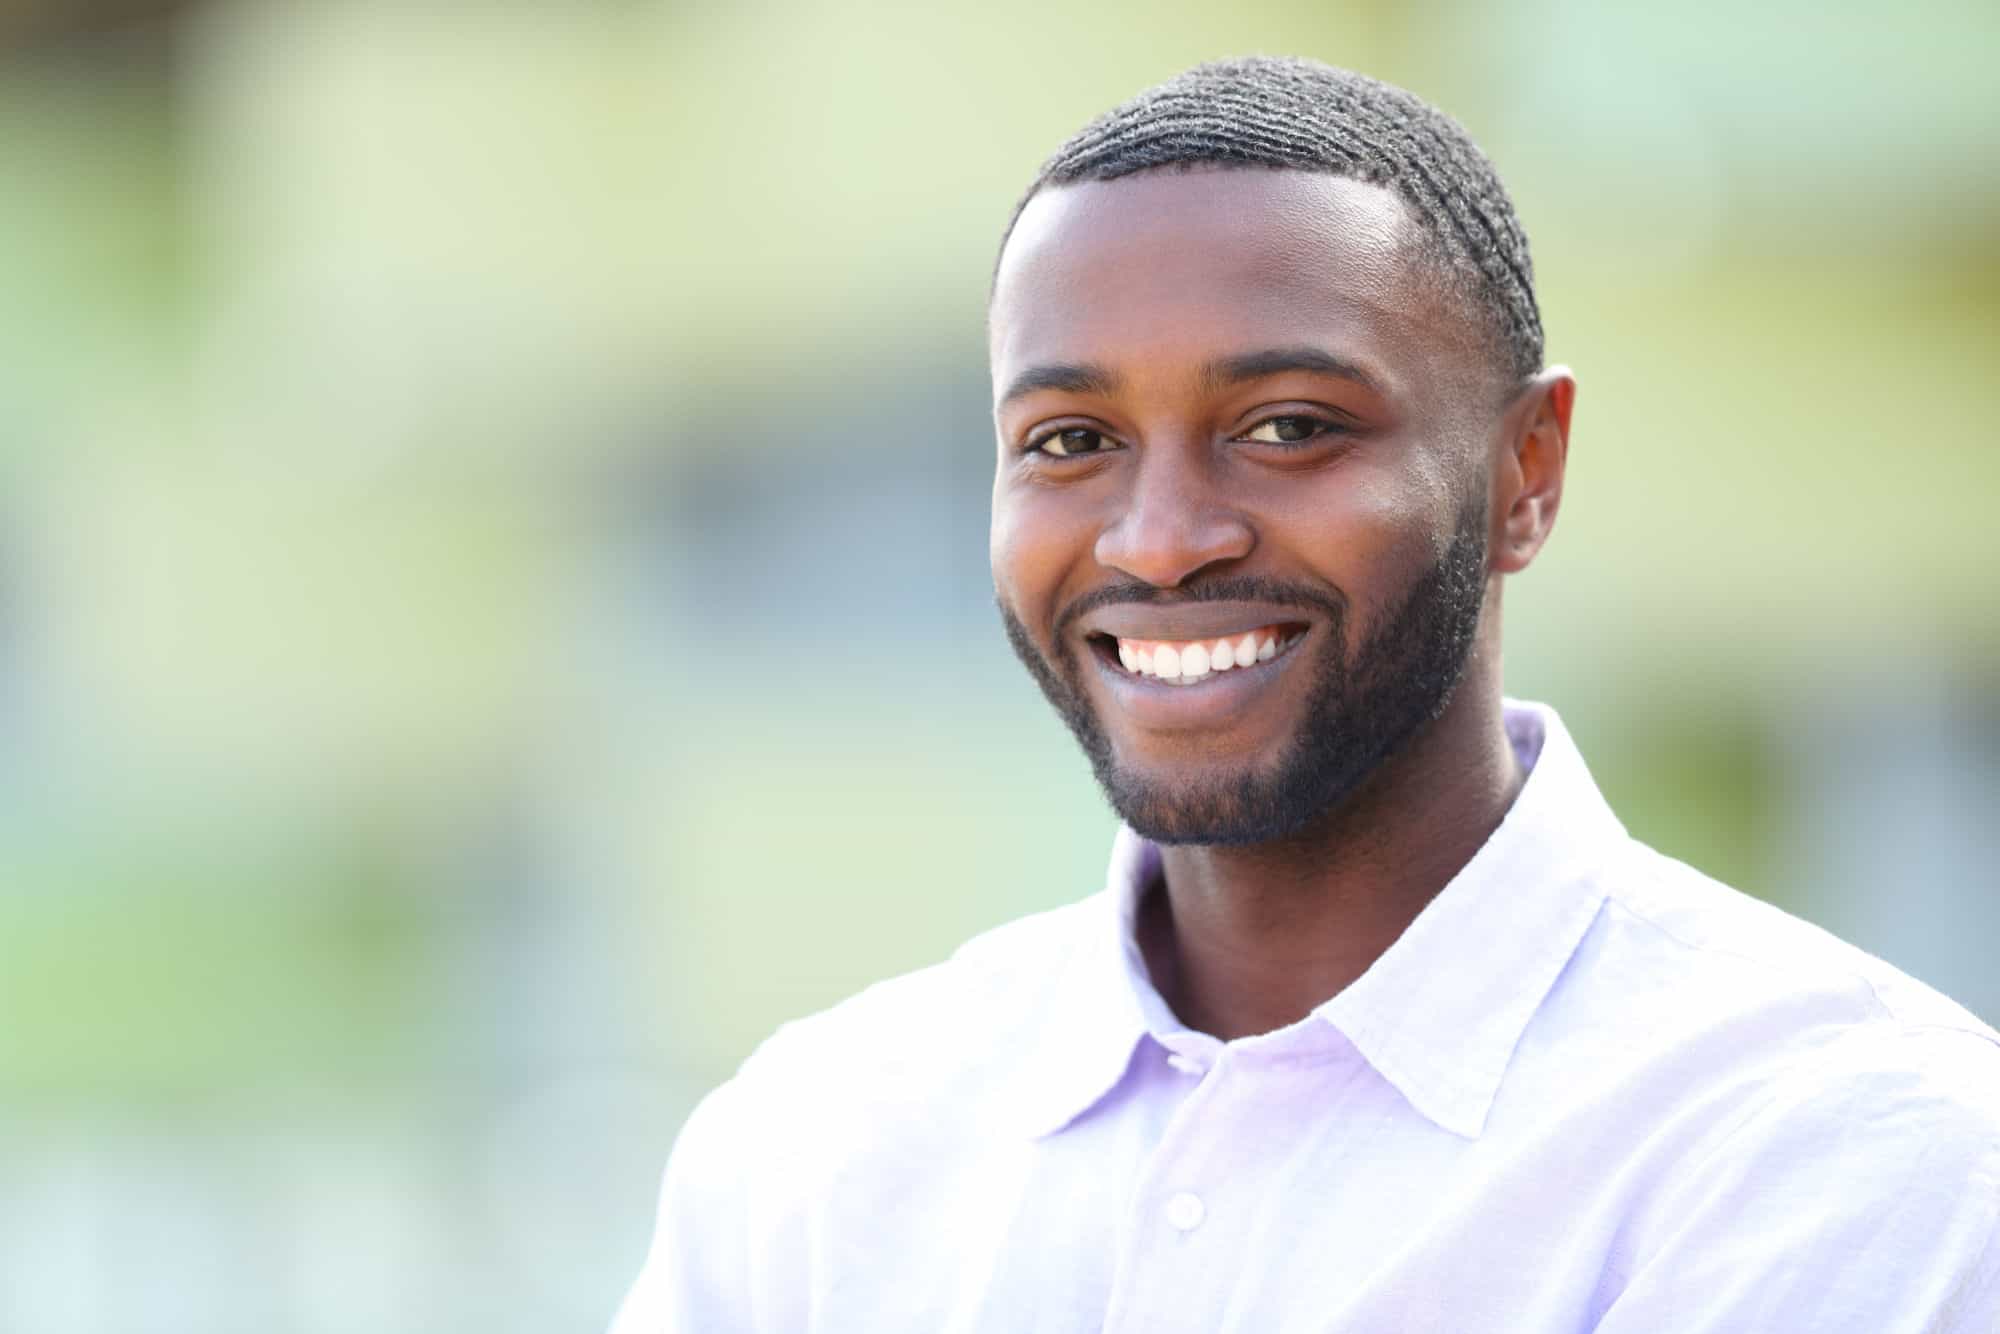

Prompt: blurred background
xmin=0 ymin=0 xmax=1995 ymax=1328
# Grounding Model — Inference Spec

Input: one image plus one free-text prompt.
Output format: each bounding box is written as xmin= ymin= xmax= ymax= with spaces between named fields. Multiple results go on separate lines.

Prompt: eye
xmin=1241 ymin=415 xmax=1339 ymax=446
xmin=1031 ymin=427 xmax=1117 ymax=457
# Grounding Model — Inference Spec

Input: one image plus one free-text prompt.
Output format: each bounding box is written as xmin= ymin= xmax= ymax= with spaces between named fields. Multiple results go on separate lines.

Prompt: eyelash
xmin=1024 ymin=414 xmax=1347 ymax=458
xmin=1025 ymin=426 xmax=1117 ymax=458
xmin=1239 ymin=414 xmax=1347 ymax=448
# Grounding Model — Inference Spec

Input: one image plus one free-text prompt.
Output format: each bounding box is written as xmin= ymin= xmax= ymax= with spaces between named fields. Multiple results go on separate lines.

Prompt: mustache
xmin=1053 ymin=575 xmax=1348 ymax=642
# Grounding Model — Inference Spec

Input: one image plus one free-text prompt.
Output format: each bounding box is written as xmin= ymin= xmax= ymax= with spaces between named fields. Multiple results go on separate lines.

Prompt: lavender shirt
xmin=613 ymin=701 xmax=2000 ymax=1332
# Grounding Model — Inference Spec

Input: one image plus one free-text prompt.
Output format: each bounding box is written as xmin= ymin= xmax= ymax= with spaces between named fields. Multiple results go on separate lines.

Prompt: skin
xmin=989 ymin=169 xmax=1575 ymax=1040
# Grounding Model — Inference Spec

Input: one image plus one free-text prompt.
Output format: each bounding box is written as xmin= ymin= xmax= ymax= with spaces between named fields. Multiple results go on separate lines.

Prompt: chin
xmin=1094 ymin=749 xmax=1342 ymax=847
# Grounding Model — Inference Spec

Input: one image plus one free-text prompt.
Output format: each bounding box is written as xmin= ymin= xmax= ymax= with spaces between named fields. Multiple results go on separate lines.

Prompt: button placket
xmin=1151 ymin=1049 xmax=1224 ymax=1238
xmin=1102 ymin=1050 xmax=1250 ymax=1332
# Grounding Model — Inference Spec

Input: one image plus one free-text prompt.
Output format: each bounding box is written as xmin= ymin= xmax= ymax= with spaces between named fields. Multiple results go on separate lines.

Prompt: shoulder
xmin=1561 ymin=847 xmax=2000 ymax=1327
xmin=745 ymin=893 xmax=1104 ymax=1078
xmin=1576 ymin=836 xmax=2000 ymax=1168
xmin=1597 ymin=1013 xmax=2000 ymax=1329
xmin=1595 ymin=1032 xmax=2000 ymax=1329
xmin=1590 ymin=836 xmax=1997 ymax=1043
xmin=619 ymin=896 xmax=1114 ymax=1329
xmin=692 ymin=892 xmax=1109 ymax=1150
xmin=1519 ymin=835 xmax=2000 ymax=1164
xmin=652 ymin=894 xmax=1108 ymax=1266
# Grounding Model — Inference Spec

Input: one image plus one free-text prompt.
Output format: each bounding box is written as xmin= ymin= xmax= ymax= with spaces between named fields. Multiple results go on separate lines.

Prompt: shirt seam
xmin=1602 ymin=846 xmax=1999 ymax=1045
xmin=1598 ymin=858 xmax=1903 ymax=1027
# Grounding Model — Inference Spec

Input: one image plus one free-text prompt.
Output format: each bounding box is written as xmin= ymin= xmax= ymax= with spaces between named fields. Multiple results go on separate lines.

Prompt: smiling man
xmin=613 ymin=58 xmax=2000 ymax=1332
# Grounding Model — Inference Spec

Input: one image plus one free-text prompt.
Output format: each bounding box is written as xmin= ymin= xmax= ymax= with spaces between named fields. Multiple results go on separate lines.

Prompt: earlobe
xmin=1492 ymin=367 xmax=1575 ymax=575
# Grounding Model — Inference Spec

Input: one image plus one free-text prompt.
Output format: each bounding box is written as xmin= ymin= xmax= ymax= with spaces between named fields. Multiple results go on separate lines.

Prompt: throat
xmin=1136 ymin=860 xmax=1403 ymax=1040
xmin=1135 ymin=706 xmax=1527 ymax=1041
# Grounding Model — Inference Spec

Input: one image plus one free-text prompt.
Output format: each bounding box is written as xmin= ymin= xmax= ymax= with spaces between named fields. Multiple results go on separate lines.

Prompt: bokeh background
xmin=1 ymin=0 xmax=1995 ymax=1328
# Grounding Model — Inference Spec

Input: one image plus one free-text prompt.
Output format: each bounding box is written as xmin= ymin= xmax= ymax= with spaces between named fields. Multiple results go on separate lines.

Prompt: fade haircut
xmin=1001 ymin=56 xmax=1543 ymax=385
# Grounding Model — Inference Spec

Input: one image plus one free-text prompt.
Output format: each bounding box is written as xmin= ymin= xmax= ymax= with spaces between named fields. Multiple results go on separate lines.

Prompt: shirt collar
xmin=1015 ymin=699 xmax=1623 ymax=1142
xmin=1010 ymin=827 xmax=1160 ymax=1140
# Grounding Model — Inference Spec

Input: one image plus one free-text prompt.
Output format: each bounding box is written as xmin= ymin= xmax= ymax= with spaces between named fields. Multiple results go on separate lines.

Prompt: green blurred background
xmin=1 ymin=0 xmax=1995 ymax=1328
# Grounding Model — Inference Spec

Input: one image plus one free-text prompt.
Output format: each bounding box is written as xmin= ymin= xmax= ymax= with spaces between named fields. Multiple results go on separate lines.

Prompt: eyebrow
xmin=997 ymin=345 xmax=1383 ymax=412
xmin=1201 ymin=346 xmax=1385 ymax=396
xmin=996 ymin=362 xmax=1121 ymax=410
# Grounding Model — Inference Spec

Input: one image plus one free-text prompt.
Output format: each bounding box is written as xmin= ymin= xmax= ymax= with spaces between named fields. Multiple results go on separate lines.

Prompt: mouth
xmin=1086 ymin=621 xmax=1309 ymax=687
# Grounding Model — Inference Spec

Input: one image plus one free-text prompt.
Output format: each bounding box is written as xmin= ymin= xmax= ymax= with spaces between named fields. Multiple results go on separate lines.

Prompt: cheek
xmin=1261 ymin=465 xmax=1453 ymax=629
xmin=989 ymin=484 xmax=1085 ymax=626
xmin=1269 ymin=465 xmax=1429 ymax=562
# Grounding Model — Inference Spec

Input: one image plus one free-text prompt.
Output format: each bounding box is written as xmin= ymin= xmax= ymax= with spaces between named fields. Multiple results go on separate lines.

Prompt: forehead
xmin=990 ymin=170 xmax=1481 ymax=402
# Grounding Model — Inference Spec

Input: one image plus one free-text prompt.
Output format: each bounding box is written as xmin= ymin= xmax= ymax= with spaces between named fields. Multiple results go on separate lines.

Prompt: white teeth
xmin=1112 ymin=632 xmax=1302 ymax=680
xmin=1112 ymin=628 xmax=1302 ymax=681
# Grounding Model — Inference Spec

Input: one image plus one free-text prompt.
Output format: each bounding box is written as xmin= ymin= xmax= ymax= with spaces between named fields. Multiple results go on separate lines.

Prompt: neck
xmin=1140 ymin=670 xmax=1522 ymax=1041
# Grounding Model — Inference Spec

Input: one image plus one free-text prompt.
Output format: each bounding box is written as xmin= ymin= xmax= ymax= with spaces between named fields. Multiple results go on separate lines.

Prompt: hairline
xmin=989 ymin=161 xmax=1531 ymax=397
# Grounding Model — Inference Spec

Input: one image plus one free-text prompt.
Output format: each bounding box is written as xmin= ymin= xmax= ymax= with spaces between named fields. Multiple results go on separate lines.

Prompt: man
xmin=614 ymin=58 xmax=2000 ymax=1331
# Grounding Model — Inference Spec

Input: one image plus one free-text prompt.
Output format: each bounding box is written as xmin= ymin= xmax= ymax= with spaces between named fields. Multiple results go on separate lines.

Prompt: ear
xmin=1490 ymin=366 xmax=1575 ymax=575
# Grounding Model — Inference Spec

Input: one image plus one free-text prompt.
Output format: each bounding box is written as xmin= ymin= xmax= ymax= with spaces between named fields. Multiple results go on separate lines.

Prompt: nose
xmin=1093 ymin=445 xmax=1255 ymax=588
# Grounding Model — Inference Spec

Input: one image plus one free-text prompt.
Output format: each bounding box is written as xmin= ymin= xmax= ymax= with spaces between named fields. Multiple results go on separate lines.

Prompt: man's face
xmin=988 ymin=169 xmax=1509 ymax=845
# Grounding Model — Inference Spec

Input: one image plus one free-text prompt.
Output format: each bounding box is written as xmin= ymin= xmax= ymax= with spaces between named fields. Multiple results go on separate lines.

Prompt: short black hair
xmin=1001 ymin=56 xmax=1543 ymax=385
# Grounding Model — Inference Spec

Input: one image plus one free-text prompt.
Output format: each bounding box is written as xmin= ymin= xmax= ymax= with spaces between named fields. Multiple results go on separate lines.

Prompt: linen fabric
xmin=612 ymin=701 xmax=2000 ymax=1332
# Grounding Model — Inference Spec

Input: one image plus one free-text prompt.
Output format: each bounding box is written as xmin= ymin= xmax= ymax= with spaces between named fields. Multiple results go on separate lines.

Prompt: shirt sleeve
xmin=607 ymin=1075 xmax=758 ymax=1334
xmin=1595 ymin=1026 xmax=2000 ymax=1333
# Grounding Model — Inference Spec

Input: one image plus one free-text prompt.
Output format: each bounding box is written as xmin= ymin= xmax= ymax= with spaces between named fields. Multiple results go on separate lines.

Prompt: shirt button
xmin=1165 ymin=1191 xmax=1206 ymax=1232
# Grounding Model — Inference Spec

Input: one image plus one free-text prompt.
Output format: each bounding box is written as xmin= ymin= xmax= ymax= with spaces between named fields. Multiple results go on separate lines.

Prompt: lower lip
xmin=1087 ymin=632 xmax=1309 ymax=731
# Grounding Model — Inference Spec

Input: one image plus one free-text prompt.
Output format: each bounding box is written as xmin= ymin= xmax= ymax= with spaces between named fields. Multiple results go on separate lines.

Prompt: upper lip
xmin=1080 ymin=601 xmax=1316 ymax=643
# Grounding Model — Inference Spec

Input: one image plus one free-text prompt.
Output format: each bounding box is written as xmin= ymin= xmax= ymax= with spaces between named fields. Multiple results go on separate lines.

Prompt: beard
xmin=998 ymin=492 xmax=1490 ymax=847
